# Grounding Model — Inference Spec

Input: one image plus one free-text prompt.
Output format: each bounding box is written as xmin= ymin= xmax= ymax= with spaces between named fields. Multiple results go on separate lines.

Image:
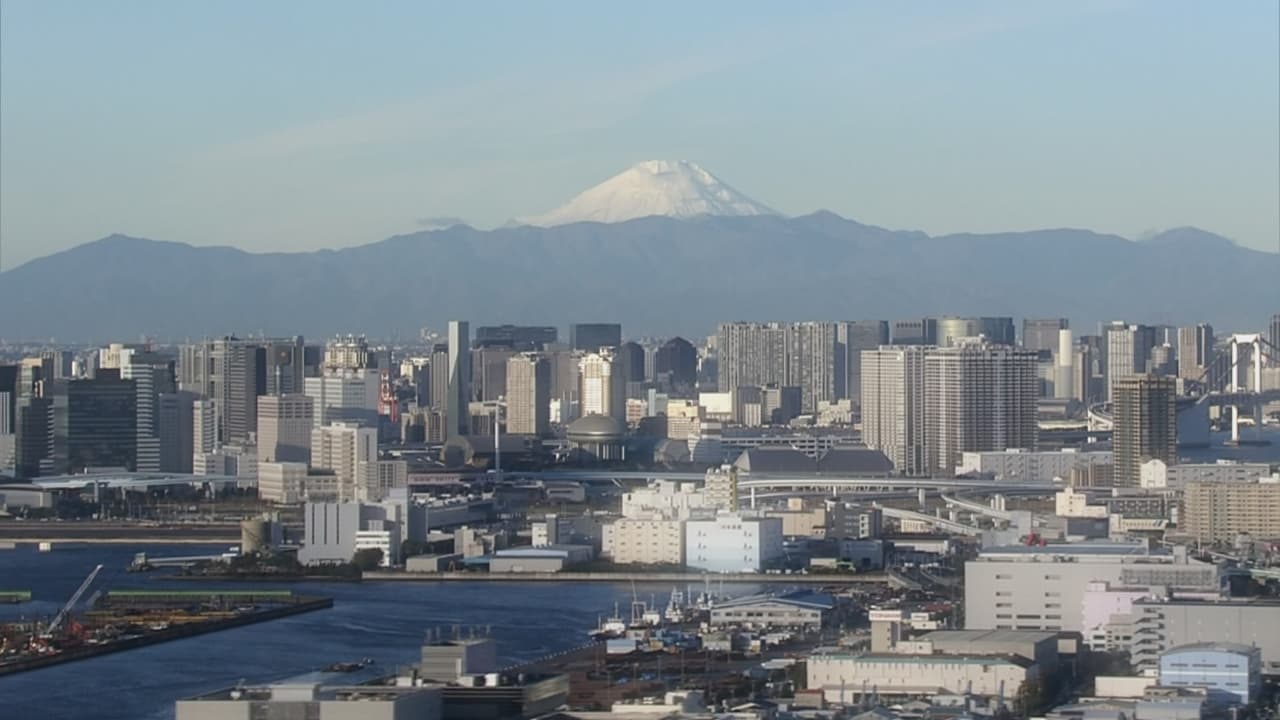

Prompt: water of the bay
xmin=0 ymin=545 xmax=731 ymax=720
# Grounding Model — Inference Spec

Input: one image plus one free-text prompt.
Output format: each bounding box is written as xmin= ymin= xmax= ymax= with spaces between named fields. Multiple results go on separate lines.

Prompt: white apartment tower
xmin=861 ymin=346 xmax=928 ymax=475
xmin=579 ymin=350 xmax=625 ymax=419
xmin=505 ymin=353 xmax=550 ymax=436
xmin=924 ymin=343 xmax=1039 ymax=474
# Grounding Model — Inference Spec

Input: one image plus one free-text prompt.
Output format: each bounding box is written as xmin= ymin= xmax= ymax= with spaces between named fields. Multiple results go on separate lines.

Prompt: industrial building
xmin=684 ymin=514 xmax=784 ymax=573
xmin=807 ymin=652 xmax=1038 ymax=701
xmin=488 ymin=544 xmax=594 ymax=573
xmin=708 ymin=591 xmax=834 ymax=630
xmin=1129 ymin=597 xmax=1280 ymax=675
xmin=956 ymin=449 xmax=1112 ymax=483
xmin=1158 ymin=643 xmax=1262 ymax=706
xmin=965 ymin=541 xmax=1200 ymax=633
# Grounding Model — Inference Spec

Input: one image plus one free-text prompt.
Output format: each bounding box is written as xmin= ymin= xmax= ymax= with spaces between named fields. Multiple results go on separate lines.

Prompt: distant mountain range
xmin=2 ymin=215 xmax=1275 ymax=342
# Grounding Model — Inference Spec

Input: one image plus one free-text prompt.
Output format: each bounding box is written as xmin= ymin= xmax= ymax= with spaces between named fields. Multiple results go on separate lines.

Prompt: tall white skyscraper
xmin=1054 ymin=328 xmax=1075 ymax=400
xmin=579 ymin=350 xmax=625 ymax=419
xmin=447 ymin=321 xmax=470 ymax=438
xmin=506 ymin=353 xmax=550 ymax=436
xmin=861 ymin=346 xmax=927 ymax=475
xmin=192 ymin=399 xmax=219 ymax=475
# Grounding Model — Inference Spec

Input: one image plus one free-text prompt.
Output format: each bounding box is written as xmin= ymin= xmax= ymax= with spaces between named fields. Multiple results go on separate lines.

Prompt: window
xmin=996 ymin=591 xmax=1012 ymax=597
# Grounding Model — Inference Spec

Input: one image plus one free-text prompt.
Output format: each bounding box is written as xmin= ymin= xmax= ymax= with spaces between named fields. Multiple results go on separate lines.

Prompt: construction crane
xmin=43 ymin=564 xmax=103 ymax=638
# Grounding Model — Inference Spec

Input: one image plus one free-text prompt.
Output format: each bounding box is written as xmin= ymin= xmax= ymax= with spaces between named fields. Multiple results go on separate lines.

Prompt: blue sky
xmin=1 ymin=1 xmax=1277 ymax=269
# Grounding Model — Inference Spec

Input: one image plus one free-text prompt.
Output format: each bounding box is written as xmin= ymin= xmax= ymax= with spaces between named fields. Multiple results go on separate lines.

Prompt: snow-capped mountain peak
xmin=516 ymin=160 xmax=778 ymax=227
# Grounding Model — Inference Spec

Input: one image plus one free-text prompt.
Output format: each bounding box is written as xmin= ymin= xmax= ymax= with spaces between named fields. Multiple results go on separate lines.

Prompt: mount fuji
xmin=516 ymin=160 xmax=778 ymax=226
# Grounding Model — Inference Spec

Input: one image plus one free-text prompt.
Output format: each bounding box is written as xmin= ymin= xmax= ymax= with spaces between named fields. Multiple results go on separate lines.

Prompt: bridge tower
xmin=1226 ymin=333 xmax=1264 ymax=444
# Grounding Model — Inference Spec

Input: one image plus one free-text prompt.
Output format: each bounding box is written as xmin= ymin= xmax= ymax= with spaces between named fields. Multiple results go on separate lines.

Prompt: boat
xmin=588 ymin=603 xmax=627 ymax=640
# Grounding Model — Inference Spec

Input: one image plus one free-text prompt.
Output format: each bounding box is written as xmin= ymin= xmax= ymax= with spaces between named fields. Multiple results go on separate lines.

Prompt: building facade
xmin=923 ymin=344 xmax=1039 ymax=474
xmin=1181 ymin=480 xmax=1280 ymax=542
xmin=504 ymin=353 xmax=550 ymax=436
xmin=601 ymin=518 xmax=686 ymax=565
xmin=684 ymin=514 xmax=783 ymax=573
xmin=256 ymin=394 xmax=314 ymax=463
xmin=861 ymin=346 xmax=927 ymax=475
xmin=1112 ymin=374 xmax=1177 ymax=487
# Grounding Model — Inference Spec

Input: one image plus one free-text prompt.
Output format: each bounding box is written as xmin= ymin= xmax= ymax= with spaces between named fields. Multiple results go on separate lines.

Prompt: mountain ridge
xmin=1 ymin=217 xmax=1273 ymax=341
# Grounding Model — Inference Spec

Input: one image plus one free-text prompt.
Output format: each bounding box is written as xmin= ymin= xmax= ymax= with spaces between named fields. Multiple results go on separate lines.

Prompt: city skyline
xmin=2 ymin=2 xmax=1279 ymax=270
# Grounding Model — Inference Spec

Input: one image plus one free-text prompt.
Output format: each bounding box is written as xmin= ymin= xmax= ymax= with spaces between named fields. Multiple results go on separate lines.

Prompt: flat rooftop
xmin=920 ymin=629 xmax=1059 ymax=645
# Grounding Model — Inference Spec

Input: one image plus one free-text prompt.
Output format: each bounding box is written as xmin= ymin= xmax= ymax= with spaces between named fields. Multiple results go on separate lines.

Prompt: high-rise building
xmin=547 ymin=348 xmax=582 ymax=423
xmin=474 ymin=325 xmax=557 ymax=350
xmin=0 ymin=365 xmax=18 ymax=436
xmin=257 ymin=394 xmax=314 ymax=463
xmin=303 ymin=369 xmax=380 ymax=428
xmin=177 ymin=337 xmax=262 ymax=444
xmin=1177 ymin=324 xmax=1215 ymax=381
xmin=569 ymin=323 xmax=622 ymax=352
xmin=158 ymin=391 xmax=197 ymax=473
xmin=192 ymin=399 xmax=219 ymax=475
xmin=120 ymin=353 xmax=175 ymax=473
xmin=505 ymin=353 xmax=551 ymax=436
xmin=1112 ymin=374 xmax=1177 ymax=487
xmin=471 ymin=347 xmax=514 ymax=402
xmin=617 ymin=341 xmax=646 ymax=384
xmin=923 ymin=344 xmax=1039 ymax=474
xmin=1023 ymin=318 xmax=1069 ymax=353
xmin=260 ymin=337 xmax=306 ymax=395
xmin=785 ymin=322 xmax=839 ymax=412
xmin=1267 ymin=314 xmax=1280 ymax=366
xmin=14 ymin=395 xmax=52 ymax=478
xmin=891 ymin=318 xmax=937 ymax=346
xmin=428 ymin=344 xmax=449 ymax=411
xmin=1182 ymin=480 xmax=1280 ymax=543
xmin=446 ymin=321 xmax=470 ymax=438
xmin=579 ymin=350 xmax=625 ymax=419
xmin=936 ymin=316 xmax=1016 ymax=347
xmin=1054 ymin=328 xmax=1076 ymax=400
xmin=310 ymin=422 xmax=378 ymax=502
xmin=717 ymin=322 xmax=838 ymax=412
xmin=654 ymin=337 xmax=698 ymax=396
xmin=861 ymin=347 xmax=927 ymax=475
xmin=836 ymin=320 xmax=889 ymax=402
xmin=323 ymin=335 xmax=370 ymax=371
xmin=52 ymin=371 xmax=138 ymax=474
xmin=1105 ymin=322 xmax=1158 ymax=402
xmin=717 ymin=322 xmax=788 ymax=394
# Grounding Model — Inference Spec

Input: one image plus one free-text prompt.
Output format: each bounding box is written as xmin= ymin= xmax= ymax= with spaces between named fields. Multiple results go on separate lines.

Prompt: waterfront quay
xmin=363 ymin=570 xmax=890 ymax=584
xmin=0 ymin=590 xmax=332 ymax=677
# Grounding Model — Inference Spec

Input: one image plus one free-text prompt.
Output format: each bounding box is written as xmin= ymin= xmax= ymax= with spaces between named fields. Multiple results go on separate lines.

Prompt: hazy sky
xmin=2 ymin=1 xmax=1277 ymax=270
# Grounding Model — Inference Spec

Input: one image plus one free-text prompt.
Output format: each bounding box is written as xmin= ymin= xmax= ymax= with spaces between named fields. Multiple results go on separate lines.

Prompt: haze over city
xmin=1 ymin=4 xmax=1279 ymax=720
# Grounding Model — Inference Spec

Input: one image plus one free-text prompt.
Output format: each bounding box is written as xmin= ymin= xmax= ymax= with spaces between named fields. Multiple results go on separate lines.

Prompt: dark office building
xmin=53 ymin=371 xmax=138 ymax=474
xmin=14 ymin=396 xmax=52 ymax=479
xmin=1022 ymin=318 xmax=1069 ymax=353
xmin=838 ymin=320 xmax=890 ymax=401
xmin=655 ymin=337 xmax=698 ymax=396
xmin=474 ymin=325 xmax=558 ymax=350
xmin=569 ymin=323 xmax=622 ymax=352
xmin=891 ymin=318 xmax=937 ymax=346
xmin=472 ymin=347 xmax=514 ymax=402
xmin=0 ymin=365 xmax=17 ymax=434
xmin=618 ymin=341 xmax=646 ymax=383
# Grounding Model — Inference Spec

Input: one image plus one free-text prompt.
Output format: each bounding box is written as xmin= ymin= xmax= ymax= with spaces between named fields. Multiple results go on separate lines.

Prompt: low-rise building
xmin=176 ymin=680 xmax=443 ymax=720
xmin=910 ymin=629 xmax=1061 ymax=672
xmin=708 ymin=591 xmax=834 ymax=630
xmin=1139 ymin=459 xmax=1271 ymax=490
xmin=807 ymin=652 xmax=1038 ymax=701
xmin=488 ymin=544 xmax=593 ymax=573
xmin=957 ymin=448 xmax=1112 ymax=483
xmin=1180 ymin=479 xmax=1280 ymax=543
xmin=601 ymin=518 xmax=685 ymax=566
xmin=619 ymin=480 xmax=710 ymax=520
xmin=298 ymin=501 xmax=403 ymax=566
xmin=1159 ymin=643 xmax=1262 ymax=706
xmin=1130 ymin=597 xmax=1280 ymax=675
xmin=685 ymin=514 xmax=783 ymax=573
